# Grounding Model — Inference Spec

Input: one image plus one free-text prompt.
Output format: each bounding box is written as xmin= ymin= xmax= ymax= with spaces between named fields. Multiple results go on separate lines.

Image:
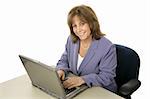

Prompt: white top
xmin=77 ymin=54 xmax=84 ymax=71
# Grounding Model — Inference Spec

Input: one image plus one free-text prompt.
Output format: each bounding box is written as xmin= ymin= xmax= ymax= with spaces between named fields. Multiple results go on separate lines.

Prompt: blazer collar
xmin=72 ymin=40 xmax=79 ymax=75
xmin=73 ymin=39 xmax=99 ymax=75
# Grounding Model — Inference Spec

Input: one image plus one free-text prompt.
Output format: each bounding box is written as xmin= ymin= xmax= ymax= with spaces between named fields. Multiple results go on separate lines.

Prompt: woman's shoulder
xmin=66 ymin=35 xmax=71 ymax=41
xmin=65 ymin=35 xmax=72 ymax=44
xmin=95 ymin=36 xmax=116 ymax=54
xmin=65 ymin=35 xmax=75 ymax=47
xmin=97 ymin=36 xmax=113 ymax=46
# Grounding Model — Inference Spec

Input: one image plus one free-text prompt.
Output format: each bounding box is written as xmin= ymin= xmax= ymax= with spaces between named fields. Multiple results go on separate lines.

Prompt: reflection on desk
xmin=0 ymin=75 xmax=124 ymax=99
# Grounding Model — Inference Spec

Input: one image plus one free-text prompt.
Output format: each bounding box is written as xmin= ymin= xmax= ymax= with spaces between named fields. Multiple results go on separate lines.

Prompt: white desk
xmin=0 ymin=75 xmax=124 ymax=99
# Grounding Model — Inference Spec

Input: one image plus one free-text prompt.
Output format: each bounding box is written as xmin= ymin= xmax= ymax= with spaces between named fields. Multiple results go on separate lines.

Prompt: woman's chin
xmin=79 ymin=37 xmax=86 ymax=40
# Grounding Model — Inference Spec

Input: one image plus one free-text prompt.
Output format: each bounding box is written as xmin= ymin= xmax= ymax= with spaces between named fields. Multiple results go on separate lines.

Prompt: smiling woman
xmin=71 ymin=15 xmax=92 ymax=41
xmin=67 ymin=5 xmax=105 ymax=43
xmin=56 ymin=5 xmax=118 ymax=93
xmin=72 ymin=15 xmax=92 ymax=57
xmin=0 ymin=1 xmax=148 ymax=99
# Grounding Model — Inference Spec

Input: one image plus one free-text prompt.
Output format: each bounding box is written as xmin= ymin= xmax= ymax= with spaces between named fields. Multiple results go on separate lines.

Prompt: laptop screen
xmin=19 ymin=55 xmax=66 ymax=98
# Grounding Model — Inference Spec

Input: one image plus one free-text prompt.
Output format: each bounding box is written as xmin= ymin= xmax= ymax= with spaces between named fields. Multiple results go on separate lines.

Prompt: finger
xmin=60 ymin=75 xmax=63 ymax=80
xmin=57 ymin=72 xmax=62 ymax=79
xmin=66 ymin=83 xmax=74 ymax=89
xmin=62 ymin=73 xmax=65 ymax=81
xmin=63 ymin=80 xmax=73 ymax=88
xmin=59 ymin=74 xmax=65 ymax=81
xmin=63 ymin=80 xmax=69 ymax=88
xmin=68 ymin=84 xmax=77 ymax=89
xmin=59 ymin=74 xmax=63 ymax=80
xmin=58 ymin=74 xmax=61 ymax=79
xmin=57 ymin=70 xmax=65 ymax=80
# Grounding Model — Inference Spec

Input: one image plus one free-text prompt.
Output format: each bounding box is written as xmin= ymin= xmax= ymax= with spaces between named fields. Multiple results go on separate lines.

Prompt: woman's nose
xmin=77 ymin=26 xmax=82 ymax=32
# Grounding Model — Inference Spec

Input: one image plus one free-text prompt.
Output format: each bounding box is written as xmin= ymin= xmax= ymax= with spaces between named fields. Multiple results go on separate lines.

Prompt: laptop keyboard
xmin=65 ymin=87 xmax=76 ymax=94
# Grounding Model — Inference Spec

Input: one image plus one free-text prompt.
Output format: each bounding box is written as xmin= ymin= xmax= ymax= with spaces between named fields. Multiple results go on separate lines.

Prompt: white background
xmin=0 ymin=0 xmax=149 ymax=98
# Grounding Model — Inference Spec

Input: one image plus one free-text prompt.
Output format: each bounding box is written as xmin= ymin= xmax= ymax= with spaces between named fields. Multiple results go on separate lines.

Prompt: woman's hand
xmin=57 ymin=70 xmax=65 ymax=81
xmin=63 ymin=76 xmax=85 ymax=89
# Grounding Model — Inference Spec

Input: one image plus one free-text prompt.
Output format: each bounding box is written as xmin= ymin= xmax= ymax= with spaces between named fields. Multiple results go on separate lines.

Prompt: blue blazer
xmin=56 ymin=36 xmax=117 ymax=92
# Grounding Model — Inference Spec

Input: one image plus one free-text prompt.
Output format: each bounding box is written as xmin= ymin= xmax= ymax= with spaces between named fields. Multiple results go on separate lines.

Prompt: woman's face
xmin=72 ymin=15 xmax=91 ymax=41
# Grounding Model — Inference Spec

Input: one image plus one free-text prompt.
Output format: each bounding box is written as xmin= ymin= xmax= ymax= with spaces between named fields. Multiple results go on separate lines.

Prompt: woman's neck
xmin=80 ymin=35 xmax=92 ymax=49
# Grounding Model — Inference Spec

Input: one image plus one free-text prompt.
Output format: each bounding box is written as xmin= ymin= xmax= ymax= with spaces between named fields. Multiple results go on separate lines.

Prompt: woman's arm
xmin=56 ymin=36 xmax=71 ymax=73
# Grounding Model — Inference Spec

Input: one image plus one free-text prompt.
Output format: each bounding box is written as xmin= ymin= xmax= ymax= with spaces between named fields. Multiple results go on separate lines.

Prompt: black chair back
xmin=115 ymin=44 xmax=140 ymax=90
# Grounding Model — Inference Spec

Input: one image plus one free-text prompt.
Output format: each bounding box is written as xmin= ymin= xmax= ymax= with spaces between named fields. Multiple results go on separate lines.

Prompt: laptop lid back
xmin=19 ymin=55 xmax=66 ymax=98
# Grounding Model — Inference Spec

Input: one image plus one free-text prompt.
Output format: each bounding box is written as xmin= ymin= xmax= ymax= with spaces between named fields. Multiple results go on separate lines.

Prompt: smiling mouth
xmin=78 ymin=32 xmax=85 ymax=36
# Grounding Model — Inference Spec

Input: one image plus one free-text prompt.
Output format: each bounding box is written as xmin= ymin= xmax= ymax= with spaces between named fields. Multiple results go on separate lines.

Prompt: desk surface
xmin=0 ymin=75 xmax=124 ymax=99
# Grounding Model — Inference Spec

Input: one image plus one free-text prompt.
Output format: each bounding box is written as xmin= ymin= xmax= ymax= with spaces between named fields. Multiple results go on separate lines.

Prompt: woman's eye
xmin=72 ymin=25 xmax=76 ymax=28
xmin=80 ymin=22 xmax=85 ymax=25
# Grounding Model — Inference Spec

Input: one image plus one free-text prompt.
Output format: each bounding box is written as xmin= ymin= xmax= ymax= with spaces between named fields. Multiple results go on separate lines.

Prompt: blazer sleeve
xmin=56 ymin=36 xmax=70 ymax=73
xmin=81 ymin=44 xmax=117 ymax=87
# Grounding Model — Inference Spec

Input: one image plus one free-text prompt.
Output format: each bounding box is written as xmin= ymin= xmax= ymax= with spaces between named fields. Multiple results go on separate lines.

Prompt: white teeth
xmin=78 ymin=32 xmax=84 ymax=36
xmin=79 ymin=34 xmax=83 ymax=36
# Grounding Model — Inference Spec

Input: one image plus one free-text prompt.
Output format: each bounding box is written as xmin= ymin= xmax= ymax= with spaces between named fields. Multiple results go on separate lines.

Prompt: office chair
xmin=115 ymin=44 xmax=141 ymax=99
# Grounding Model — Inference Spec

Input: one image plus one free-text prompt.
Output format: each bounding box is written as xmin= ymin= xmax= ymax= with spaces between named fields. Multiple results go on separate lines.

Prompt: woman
xmin=56 ymin=5 xmax=117 ymax=92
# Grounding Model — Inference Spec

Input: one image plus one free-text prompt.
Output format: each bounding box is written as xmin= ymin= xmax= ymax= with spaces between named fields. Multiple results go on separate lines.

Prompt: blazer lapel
xmin=78 ymin=39 xmax=98 ymax=74
xmin=72 ymin=40 xmax=79 ymax=75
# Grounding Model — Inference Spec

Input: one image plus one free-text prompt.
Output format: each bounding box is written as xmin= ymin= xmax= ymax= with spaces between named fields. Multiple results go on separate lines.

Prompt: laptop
xmin=19 ymin=55 xmax=88 ymax=99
